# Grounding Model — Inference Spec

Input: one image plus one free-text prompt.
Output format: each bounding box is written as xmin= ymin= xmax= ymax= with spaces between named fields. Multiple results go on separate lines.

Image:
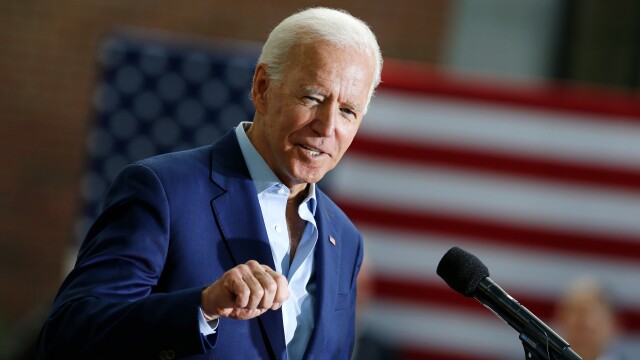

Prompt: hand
xmin=201 ymin=260 xmax=289 ymax=321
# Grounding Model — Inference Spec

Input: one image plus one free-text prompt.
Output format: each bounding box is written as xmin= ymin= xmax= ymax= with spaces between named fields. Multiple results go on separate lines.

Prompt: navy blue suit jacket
xmin=38 ymin=130 xmax=364 ymax=359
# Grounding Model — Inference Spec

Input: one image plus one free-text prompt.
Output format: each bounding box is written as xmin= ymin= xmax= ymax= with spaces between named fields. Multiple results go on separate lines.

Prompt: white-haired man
xmin=38 ymin=7 xmax=382 ymax=360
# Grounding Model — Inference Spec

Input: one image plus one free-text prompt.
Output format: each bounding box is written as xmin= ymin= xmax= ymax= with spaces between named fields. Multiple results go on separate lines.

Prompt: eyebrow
xmin=302 ymin=86 xmax=363 ymax=114
xmin=303 ymin=86 xmax=327 ymax=97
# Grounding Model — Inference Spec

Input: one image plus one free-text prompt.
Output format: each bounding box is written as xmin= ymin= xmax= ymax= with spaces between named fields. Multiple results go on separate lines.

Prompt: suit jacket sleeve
xmin=38 ymin=163 xmax=217 ymax=359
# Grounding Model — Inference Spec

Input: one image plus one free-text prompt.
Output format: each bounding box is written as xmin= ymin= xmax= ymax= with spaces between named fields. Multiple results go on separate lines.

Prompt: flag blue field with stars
xmin=77 ymin=30 xmax=261 ymax=244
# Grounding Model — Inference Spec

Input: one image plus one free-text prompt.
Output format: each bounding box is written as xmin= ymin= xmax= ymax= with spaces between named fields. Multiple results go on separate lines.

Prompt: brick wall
xmin=0 ymin=0 xmax=453 ymax=353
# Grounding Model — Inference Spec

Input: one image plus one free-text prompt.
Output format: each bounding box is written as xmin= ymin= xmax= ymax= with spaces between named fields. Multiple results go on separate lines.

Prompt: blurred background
xmin=2 ymin=1 xmax=640 ymax=359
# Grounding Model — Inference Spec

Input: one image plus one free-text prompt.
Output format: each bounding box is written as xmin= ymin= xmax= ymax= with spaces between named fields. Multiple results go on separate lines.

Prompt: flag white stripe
xmin=363 ymin=300 xmax=527 ymax=358
xmin=363 ymin=300 xmax=640 ymax=358
xmin=361 ymin=226 xmax=640 ymax=309
xmin=365 ymin=90 xmax=640 ymax=168
xmin=334 ymin=155 xmax=640 ymax=238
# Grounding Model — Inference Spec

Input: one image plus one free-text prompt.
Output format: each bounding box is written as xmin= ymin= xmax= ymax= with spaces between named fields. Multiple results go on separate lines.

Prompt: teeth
xmin=302 ymin=145 xmax=322 ymax=156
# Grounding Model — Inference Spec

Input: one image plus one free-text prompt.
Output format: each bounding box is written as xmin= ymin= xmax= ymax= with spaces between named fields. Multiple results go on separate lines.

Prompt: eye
xmin=304 ymin=96 xmax=321 ymax=104
xmin=341 ymin=107 xmax=356 ymax=118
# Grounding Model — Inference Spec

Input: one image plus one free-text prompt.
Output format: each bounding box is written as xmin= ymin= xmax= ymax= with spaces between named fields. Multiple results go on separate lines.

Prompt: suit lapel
xmin=303 ymin=199 xmax=340 ymax=359
xmin=209 ymin=131 xmax=287 ymax=360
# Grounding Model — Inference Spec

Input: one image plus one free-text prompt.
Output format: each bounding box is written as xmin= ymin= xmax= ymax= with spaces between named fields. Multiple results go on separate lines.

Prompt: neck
xmin=288 ymin=183 xmax=309 ymax=205
xmin=245 ymin=120 xmax=311 ymax=197
xmin=289 ymin=181 xmax=309 ymax=200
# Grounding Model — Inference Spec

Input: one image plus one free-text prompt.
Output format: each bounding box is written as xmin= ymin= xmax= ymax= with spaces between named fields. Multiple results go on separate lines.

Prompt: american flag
xmin=339 ymin=62 xmax=640 ymax=359
xmin=82 ymin=30 xmax=640 ymax=360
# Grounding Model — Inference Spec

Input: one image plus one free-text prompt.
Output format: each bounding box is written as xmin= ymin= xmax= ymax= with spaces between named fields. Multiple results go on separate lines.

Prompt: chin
xmin=293 ymin=174 xmax=322 ymax=185
xmin=293 ymin=169 xmax=328 ymax=185
xmin=289 ymin=162 xmax=332 ymax=184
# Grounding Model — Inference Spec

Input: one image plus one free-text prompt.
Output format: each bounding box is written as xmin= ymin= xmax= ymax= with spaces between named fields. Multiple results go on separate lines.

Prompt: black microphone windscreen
xmin=437 ymin=246 xmax=490 ymax=297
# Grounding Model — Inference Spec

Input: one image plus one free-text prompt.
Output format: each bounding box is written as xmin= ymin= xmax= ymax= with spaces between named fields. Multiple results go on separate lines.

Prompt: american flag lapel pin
xmin=329 ymin=235 xmax=336 ymax=246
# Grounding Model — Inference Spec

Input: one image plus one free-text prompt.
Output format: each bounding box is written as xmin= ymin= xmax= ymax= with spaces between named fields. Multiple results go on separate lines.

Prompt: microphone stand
xmin=472 ymin=280 xmax=580 ymax=360
xmin=520 ymin=331 xmax=553 ymax=360
xmin=518 ymin=328 xmax=581 ymax=360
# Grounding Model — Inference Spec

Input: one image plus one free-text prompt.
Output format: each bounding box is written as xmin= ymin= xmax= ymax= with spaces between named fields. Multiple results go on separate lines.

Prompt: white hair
xmin=257 ymin=7 xmax=383 ymax=104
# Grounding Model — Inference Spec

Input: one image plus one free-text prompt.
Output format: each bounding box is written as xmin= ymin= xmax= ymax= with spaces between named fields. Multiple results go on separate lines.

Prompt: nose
xmin=310 ymin=102 xmax=337 ymax=137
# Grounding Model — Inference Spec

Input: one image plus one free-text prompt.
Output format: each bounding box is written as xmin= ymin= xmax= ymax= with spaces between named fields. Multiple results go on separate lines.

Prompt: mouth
xmin=299 ymin=144 xmax=327 ymax=157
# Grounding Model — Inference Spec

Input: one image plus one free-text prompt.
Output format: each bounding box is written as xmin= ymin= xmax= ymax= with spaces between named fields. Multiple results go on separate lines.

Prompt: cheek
xmin=284 ymin=100 xmax=312 ymax=121
xmin=336 ymin=125 xmax=359 ymax=151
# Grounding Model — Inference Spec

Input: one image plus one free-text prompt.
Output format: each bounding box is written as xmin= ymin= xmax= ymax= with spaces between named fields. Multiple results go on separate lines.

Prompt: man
xmin=554 ymin=278 xmax=632 ymax=360
xmin=38 ymin=6 xmax=382 ymax=360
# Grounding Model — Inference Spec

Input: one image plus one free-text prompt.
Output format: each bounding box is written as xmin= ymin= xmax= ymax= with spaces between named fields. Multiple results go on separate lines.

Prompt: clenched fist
xmin=201 ymin=260 xmax=289 ymax=321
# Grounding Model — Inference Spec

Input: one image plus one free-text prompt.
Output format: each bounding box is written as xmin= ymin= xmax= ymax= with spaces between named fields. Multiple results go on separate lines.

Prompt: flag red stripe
xmin=372 ymin=276 xmax=640 ymax=333
xmin=380 ymin=59 xmax=640 ymax=121
xmin=350 ymin=134 xmax=640 ymax=192
xmin=338 ymin=201 xmax=640 ymax=262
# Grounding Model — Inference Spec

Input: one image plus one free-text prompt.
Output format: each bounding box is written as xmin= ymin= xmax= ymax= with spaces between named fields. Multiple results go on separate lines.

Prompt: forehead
xmin=562 ymin=288 xmax=612 ymax=312
xmin=283 ymin=41 xmax=374 ymax=99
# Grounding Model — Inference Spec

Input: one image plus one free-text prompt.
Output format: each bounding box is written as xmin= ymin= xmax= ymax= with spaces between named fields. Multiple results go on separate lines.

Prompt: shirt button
xmin=275 ymin=225 xmax=282 ymax=233
xmin=277 ymin=188 xmax=286 ymax=195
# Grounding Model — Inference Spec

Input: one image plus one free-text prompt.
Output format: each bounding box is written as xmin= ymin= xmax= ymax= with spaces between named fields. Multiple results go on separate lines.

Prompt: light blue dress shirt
xmin=235 ymin=122 xmax=319 ymax=360
xmin=200 ymin=122 xmax=319 ymax=359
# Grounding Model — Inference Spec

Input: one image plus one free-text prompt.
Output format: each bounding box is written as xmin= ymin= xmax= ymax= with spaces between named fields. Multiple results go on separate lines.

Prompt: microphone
xmin=436 ymin=246 xmax=581 ymax=360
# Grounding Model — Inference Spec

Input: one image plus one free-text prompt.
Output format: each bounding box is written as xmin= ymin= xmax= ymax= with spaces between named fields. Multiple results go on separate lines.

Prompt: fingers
xmin=202 ymin=261 xmax=289 ymax=321
xmin=234 ymin=261 xmax=289 ymax=310
xmin=242 ymin=261 xmax=274 ymax=309
xmin=263 ymin=265 xmax=289 ymax=309
xmin=225 ymin=267 xmax=252 ymax=308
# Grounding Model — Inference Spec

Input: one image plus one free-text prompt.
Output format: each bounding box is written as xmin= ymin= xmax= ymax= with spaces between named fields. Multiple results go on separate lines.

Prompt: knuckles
xmin=219 ymin=261 xmax=289 ymax=308
xmin=251 ymin=288 xmax=265 ymax=299
xmin=265 ymin=281 xmax=278 ymax=294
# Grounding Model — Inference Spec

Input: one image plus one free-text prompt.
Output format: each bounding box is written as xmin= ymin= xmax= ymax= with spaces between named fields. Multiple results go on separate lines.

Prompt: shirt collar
xmin=235 ymin=122 xmax=317 ymax=214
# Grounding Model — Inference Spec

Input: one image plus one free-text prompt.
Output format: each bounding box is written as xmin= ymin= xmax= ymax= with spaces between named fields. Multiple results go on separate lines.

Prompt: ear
xmin=252 ymin=63 xmax=270 ymax=115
